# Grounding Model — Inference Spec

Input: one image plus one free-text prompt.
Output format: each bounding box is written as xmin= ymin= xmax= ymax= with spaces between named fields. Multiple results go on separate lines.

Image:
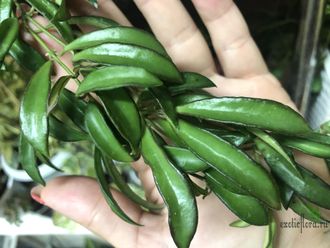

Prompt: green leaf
xmin=49 ymin=115 xmax=89 ymax=142
xmin=150 ymin=86 xmax=177 ymax=125
xmin=94 ymin=148 xmax=141 ymax=225
xmin=102 ymin=154 xmax=164 ymax=211
xmin=20 ymin=61 xmax=52 ymax=157
xmin=176 ymin=97 xmax=311 ymax=135
xmin=263 ymin=215 xmax=276 ymax=248
xmin=19 ymin=134 xmax=45 ymax=185
xmin=0 ymin=0 xmax=12 ymax=23
xmin=49 ymin=75 xmax=71 ymax=112
xmin=229 ymin=219 xmax=251 ymax=228
xmin=289 ymin=196 xmax=328 ymax=223
xmin=64 ymin=26 xmax=168 ymax=57
xmin=169 ymin=72 xmax=216 ymax=94
xmin=9 ymin=38 xmax=46 ymax=72
xmin=76 ymin=66 xmax=163 ymax=96
xmin=250 ymin=128 xmax=302 ymax=179
xmin=67 ymin=15 xmax=118 ymax=29
xmin=0 ymin=17 xmax=18 ymax=66
xmin=58 ymin=89 xmax=88 ymax=132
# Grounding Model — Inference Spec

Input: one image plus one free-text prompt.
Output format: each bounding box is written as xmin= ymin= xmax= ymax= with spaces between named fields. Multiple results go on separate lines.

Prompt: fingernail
xmin=31 ymin=185 xmax=45 ymax=205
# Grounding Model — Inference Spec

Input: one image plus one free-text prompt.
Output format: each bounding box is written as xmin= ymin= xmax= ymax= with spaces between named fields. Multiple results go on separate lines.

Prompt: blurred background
xmin=0 ymin=0 xmax=329 ymax=247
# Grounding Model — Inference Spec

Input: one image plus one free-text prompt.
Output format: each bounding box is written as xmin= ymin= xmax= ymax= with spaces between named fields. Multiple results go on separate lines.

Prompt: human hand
xmin=30 ymin=0 xmax=330 ymax=247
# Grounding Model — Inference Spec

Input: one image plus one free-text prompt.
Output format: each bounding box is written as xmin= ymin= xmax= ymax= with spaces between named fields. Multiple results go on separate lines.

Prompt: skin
xmin=30 ymin=0 xmax=330 ymax=247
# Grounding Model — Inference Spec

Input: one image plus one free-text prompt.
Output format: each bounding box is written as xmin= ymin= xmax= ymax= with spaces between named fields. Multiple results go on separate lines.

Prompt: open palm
xmin=31 ymin=0 xmax=329 ymax=247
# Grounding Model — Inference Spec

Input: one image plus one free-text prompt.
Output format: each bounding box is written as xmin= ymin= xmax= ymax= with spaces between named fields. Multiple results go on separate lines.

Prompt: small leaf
xmin=19 ymin=134 xmax=45 ymax=185
xmin=150 ymin=86 xmax=177 ymax=125
xmin=263 ymin=215 xmax=276 ymax=248
xmin=250 ymin=128 xmax=302 ymax=179
xmin=49 ymin=75 xmax=71 ymax=112
xmin=67 ymin=15 xmax=118 ymax=29
xmin=9 ymin=38 xmax=46 ymax=72
xmin=49 ymin=115 xmax=89 ymax=142
xmin=229 ymin=219 xmax=251 ymax=228
xmin=102 ymin=154 xmax=164 ymax=211
xmin=94 ymin=148 xmax=141 ymax=225
xmin=0 ymin=0 xmax=13 ymax=23
xmin=169 ymin=72 xmax=216 ymax=95
xmin=0 ymin=17 xmax=19 ymax=67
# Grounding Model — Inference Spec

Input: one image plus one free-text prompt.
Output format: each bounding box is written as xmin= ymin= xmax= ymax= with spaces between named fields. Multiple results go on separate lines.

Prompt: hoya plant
xmin=0 ymin=0 xmax=329 ymax=247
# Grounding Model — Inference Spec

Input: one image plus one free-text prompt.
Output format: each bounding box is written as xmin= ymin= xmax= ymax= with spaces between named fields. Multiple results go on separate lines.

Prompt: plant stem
xmin=26 ymin=16 xmax=66 ymax=47
xmin=26 ymin=27 xmax=79 ymax=84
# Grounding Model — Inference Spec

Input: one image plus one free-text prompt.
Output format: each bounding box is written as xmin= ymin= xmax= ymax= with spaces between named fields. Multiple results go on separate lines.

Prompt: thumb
xmin=31 ymin=176 xmax=145 ymax=246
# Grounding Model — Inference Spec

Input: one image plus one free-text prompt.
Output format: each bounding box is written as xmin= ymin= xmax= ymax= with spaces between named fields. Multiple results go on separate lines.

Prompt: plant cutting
xmin=1 ymin=0 xmax=329 ymax=247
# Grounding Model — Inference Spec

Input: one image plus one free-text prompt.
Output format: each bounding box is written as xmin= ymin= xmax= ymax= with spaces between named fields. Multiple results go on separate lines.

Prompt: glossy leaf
xmin=94 ymin=148 xmax=140 ymax=225
xmin=102 ymin=154 xmax=164 ymax=211
xmin=49 ymin=76 xmax=71 ymax=112
xmin=141 ymin=127 xmax=197 ymax=248
xmin=19 ymin=134 xmax=45 ymax=185
xmin=164 ymin=146 xmax=209 ymax=173
xmin=76 ymin=66 xmax=163 ymax=96
xmin=206 ymin=174 xmax=269 ymax=225
xmin=9 ymin=39 xmax=46 ymax=72
xmin=169 ymin=72 xmax=216 ymax=94
xmin=67 ymin=15 xmax=118 ymax=29
xmin=229 ymin=219 xmax=251 ymax=228
xmin=0 ymin=0 xmax=12 ymax=23
xmin=58 ymin=89 xmax=87 ymax=132
xmin=289 ymin=196 xmax=328 ymax=223
xmin=49 ymin=115 xmax=89 ymax=142
xmin=73 ymin=43 xmax=182 ymax=83
xmin=176 ymin=97 xmax=311 ymax=134
xmin=85 ymin=103 xmax=133 ymax=162
xmin=98 ymin=89 xmax=142 ymax=156
xmin=0 ymin=17 xmax=18 ymax=66
xmin=65 ymin=26 xmax=168 ymax=57
xmin=250 ymin=128 xmax=302 ymax=179
xmin=177 ymin=120 xmax=280 ymax=210
xmin=20 ymin=61 xmax=52 ymax=157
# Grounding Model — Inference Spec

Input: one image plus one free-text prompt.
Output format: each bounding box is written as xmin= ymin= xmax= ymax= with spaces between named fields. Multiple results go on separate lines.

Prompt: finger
xmin=132 ymin=158 xmax=164 ymax=205
xmin=68 ymin=0 xmax=131 ymax=26
xmin=133 ymin=0 xmax=216 ymax=75
xmin=31 ymin=176 xmax=166 ymax=247
xmin=192 ymin=0 xmax=268 ymax=78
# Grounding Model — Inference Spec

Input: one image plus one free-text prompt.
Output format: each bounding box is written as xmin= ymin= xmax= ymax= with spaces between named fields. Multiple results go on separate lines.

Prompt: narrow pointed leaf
xmin=67 ymin=15 xmax=118 ymax=29
xmin=229 ymin=219 xmax=251 ymax=228
xmin=20 ymin=61 xmax=52 ymax=157
xmin=94 ymin=148 xmax=141 ymax=225
xmin=0 ymin=0 xmax=12 ymax=23
xmin=49 ymin=115 xmax=89 ymax=142
xmin=49 ymin=75 xmax=71 ymax=112
xmin=76 ymin=66 xmax=162 ymax=96
xmin=0 ymin=17 xmax=18 ymax=66
xmin=102 ymin=155 xmax=164 ymax=211
xmin=9 ymin=39 xmax=46 ymax=72
xmin=176 ymin=97 xmax=311 ymax=134
xmin=73 ymin=43 xmax=182 ymax=83
xmin=169 ymin=72 xmax=216 ymax=94
xmin=19 ymin=134 xmax=45 ymax=185
xmin=65 ymin=26 xmax=168 ymax=57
